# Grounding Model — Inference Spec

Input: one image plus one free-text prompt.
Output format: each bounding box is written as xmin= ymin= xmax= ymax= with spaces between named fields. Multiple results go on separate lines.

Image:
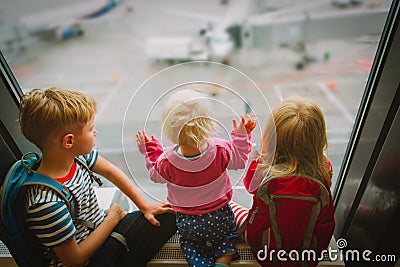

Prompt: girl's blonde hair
xmin=259 ymin=96 xmax=331 ymax=184
xmin=19 ymin=87 xmax=97 ymax=150
xmin=162 ymin=89 xmax=214 ymax=148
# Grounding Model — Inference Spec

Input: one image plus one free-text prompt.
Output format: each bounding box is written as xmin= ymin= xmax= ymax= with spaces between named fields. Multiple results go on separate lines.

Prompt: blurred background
xmin=0 ymin=0 xmax=392 ymax=209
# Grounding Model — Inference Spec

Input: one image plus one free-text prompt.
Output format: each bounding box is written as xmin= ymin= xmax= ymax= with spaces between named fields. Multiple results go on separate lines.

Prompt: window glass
xmin=1 ymin=0 xmax=391 ymax=209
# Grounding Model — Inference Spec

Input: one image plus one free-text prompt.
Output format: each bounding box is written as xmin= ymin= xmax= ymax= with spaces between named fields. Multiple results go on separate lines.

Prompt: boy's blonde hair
xmin=19 ymin=87 xmax=97 ymax=150
xmin=162 ymin=89 xmax=214 ymax=148
xmin=260 ymin=96 xmax=330 ymax=183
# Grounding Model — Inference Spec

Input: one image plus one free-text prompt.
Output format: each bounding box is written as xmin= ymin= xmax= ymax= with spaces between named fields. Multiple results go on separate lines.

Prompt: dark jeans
xmin=87 ymin=211 xmax=177 ymax=267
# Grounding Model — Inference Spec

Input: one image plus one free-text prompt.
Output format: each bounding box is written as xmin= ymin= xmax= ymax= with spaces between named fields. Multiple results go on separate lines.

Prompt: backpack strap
xmin=21 ymin=153 xmax=103 ymax=187
xmin=23 ymin=174 xmax=76 ymax=216
xmin=257 ymin=177 xmax=282 ymax=249
xmin=75 ymin=157 xmax=103 ymax=186
xmin=21 ymin=154 xmax=100 ymax=231
xmin=23 ymin=174 xmax=98 ymax=231
xmin=299 ymin=176 xmax=330 ymax=251
xmin=20 ymin=152 xmax=41 ymax=175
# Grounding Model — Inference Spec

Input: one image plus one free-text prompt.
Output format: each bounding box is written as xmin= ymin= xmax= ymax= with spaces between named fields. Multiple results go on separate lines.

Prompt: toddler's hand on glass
xmin=233 ymin=115 xmax=256 ymax=134
xmin=244 ymin=115 xmax=256 ymax=134
xmin=136 ymin=130 xmax=154 ymax=154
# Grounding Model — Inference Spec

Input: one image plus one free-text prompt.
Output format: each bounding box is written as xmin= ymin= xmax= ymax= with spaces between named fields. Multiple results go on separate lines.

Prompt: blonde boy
xmin=19 ymin=87 xmax=176 ymax=267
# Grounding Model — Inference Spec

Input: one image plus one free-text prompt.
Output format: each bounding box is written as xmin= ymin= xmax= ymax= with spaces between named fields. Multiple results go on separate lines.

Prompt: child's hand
xmin=105 ymin=203 xmax=127 ymax=225
xmin=136 ymin=130 xmax=150 ymax=145
xmin=136 ymin=131 xmax=156 ymax=154
xmin=142 ymin=201 xmax=174 ymax=227
xmin=244 ymin=115 xmax=256 ymax=134
xmin=233 ymin=115 xmax=256 ymax=134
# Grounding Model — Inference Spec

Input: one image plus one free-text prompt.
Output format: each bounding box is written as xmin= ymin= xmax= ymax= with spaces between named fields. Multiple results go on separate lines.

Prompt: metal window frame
xmin=0 ymin=50 xmax=37 ymax=178
xmin=333 ymin=0 xmax=400 ymax=237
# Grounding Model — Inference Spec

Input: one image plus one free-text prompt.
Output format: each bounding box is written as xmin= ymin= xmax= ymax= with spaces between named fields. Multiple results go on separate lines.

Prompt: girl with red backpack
xmin=232 ymin=96 xmax=335 ymax=267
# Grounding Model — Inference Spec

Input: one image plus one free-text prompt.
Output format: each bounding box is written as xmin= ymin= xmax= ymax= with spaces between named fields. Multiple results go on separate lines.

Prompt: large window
xmin=0 ymin=0 xmax=391 ymax=209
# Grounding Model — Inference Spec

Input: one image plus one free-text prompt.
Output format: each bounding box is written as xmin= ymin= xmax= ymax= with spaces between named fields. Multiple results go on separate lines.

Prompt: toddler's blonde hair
xmin=260 ymin=96 xmax=331 ymax=184
xmin=162 ymin=89 xmax=214 ymax=148
xmin=19 ymin=87 xmax=97 ymax=150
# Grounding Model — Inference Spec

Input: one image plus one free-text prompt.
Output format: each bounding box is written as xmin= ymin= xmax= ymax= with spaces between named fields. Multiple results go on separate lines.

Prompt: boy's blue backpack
xmin=0 ymin=152 xmax=100 ymax=267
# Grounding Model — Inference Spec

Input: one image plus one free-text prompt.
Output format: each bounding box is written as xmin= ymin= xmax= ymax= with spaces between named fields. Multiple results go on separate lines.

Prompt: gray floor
xmin=2 ymin=0 xmax=389 ymax=209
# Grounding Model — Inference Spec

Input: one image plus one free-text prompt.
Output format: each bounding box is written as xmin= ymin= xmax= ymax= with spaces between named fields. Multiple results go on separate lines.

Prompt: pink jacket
xmin=139 ymin=132 xmax=252 ymax=214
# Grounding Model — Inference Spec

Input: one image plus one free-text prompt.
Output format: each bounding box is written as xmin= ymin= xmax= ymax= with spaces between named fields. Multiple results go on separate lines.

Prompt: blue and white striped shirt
xmin=25 ymin=149 xmax=105 ymax=267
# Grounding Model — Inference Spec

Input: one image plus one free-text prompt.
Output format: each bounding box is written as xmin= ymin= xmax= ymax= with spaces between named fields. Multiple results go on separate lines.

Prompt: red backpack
xmin=245 ymin=168 xmax=335 ymax=267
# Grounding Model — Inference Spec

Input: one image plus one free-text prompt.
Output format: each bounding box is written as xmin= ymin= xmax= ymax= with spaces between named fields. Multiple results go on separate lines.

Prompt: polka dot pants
xmin=176 ymin=204 xmax=240 ymax=267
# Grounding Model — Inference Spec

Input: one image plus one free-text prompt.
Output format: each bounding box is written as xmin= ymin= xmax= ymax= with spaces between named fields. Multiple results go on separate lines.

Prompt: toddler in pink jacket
xmin=136 ymin=89 xmax=256 ymax=267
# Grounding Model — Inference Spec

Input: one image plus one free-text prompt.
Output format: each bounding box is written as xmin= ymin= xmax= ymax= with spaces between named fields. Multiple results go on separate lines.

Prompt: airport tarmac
xmin=3 ymin=0 xmax=389 ymax=209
